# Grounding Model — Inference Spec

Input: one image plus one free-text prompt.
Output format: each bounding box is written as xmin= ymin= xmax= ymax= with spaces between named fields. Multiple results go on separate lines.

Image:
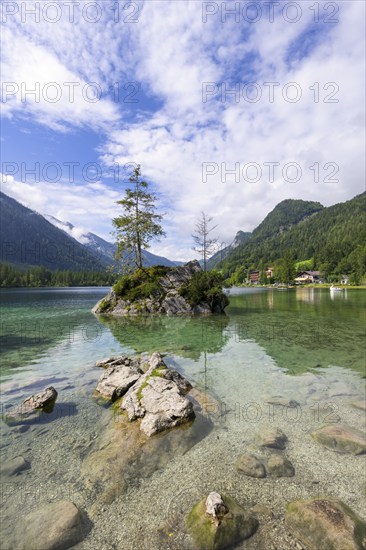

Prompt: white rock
xmin=96 ymin=365 xmax=142 ymax=400
xmin=205 ymin=492 xmax=228 ymax=519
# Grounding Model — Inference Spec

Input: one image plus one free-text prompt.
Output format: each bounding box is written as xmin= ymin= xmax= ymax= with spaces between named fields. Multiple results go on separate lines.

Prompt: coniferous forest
xmin=0 ymin=263 xmax=116 ymax=288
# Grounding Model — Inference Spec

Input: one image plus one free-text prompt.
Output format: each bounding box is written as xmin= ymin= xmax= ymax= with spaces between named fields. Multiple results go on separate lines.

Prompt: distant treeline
xmin=0 ymin=263 xmax=117 ymax=288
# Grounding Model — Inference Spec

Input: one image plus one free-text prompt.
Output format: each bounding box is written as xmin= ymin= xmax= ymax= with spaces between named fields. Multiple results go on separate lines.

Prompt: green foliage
xmin=113 ymin=165 xmax=166 ymax=269
xmin=227 ymin=265 xmax=247 ymax=286
xmin=179 ymin=271 xmax=228 ymax=310
xmin=98 ymin=298 xmax=111 ymax=313
xmin=295 ymin=258 xmax=314 ymax=271
xmin=0 ymin=263 xmax=116 ymax=288
xmin=113 ymin=265 xmax=170 ymax=301
xmin=276 ymin=250 xmax=296 ymax=284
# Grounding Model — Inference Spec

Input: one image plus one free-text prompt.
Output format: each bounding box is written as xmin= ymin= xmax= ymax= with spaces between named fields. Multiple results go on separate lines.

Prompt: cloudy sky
xmin=1 ymin=0 xmax=365 ymax=261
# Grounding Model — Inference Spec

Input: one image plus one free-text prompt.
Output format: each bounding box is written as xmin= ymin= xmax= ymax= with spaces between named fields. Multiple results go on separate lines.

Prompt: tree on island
xmin=112 ymin=165 xmax=166 ymax=270
xmin=192 ymin=211 xmax=218 ymax=271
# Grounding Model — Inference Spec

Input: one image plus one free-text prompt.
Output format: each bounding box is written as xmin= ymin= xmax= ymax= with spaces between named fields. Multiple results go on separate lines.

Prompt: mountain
xmin=207 ymin=231 xmax=252 ymax=269
xmin=45 ymin=215 xmax=180 ymax=268
xmin=0 ymin=192 xmax=105 ymax=272
xmin=215 ymin=193 xmax=366 ymax=278
xmin=0 ymin=193 xmax=180 ymax=272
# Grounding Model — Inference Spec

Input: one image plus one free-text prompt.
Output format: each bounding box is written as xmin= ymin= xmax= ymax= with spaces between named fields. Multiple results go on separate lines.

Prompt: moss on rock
xmin=187 ymin=495 xmax=258 ymax=550
xmin=285 ymin=497 xmax=366 ymax=550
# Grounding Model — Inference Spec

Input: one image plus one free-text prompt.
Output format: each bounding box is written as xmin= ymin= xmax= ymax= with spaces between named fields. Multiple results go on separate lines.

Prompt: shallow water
xmin=1 ymin=287 xmax=365 ymax=549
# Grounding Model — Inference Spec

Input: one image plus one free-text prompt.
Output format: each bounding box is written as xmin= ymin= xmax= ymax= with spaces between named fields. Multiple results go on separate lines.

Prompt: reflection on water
xmin=296 ymin=286 xmax=350 ymax=303
xmin=99 ymin=314 xmax=230 ymax=360
xmin=329 ymin=288 xmax=348 ymax=300
xmin=226 ymin=288 xmax=365 ymax=375
xmin=295 ymin=287 xmax=316 ymax=303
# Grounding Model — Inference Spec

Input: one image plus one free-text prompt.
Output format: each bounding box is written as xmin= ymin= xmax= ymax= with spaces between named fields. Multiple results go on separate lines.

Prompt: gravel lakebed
xmin=1 ymin=344 xmax=365 ymax=550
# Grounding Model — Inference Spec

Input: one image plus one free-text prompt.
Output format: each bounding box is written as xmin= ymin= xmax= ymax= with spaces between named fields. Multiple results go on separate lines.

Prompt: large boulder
xmin=4 ymin=500 xmax=86 ymax=550
xmin=140 ymin=377 xmax=195 ymax=437
xmin=187 ymin=492 xmax=258 ymax=549
xmin=120 ymin=352 xmax=194 ymax=436
xmin=3 ymin=387 xmax=58 ymax=425
xmin=311 ymin=424 xmax=366 ymax=455
xmin=81 ymin=385 xmax=214 ymax=511
xmin=285 ymin=498 xmax=366 ymax=550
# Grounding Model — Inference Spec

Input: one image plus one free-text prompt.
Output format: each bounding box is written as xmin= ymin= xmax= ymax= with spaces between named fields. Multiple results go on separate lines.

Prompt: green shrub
xmin=98 ymin=298 xmax=110 ymax=313
xmin=179 ymin=271 xmax=228 ymax=310
xmin=113 ymin=275 xmax=134 ymax=297
xmin=112 ymin=265 xmax=170 ymax=301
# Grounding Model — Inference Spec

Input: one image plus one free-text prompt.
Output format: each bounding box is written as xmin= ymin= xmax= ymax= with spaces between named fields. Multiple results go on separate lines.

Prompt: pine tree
xmin=112 ymin=165 xmax=165 ymax=270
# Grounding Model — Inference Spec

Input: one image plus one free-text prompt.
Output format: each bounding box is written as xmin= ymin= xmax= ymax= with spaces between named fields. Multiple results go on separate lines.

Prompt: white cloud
xmin=1 ymin=0 xmax=365 ymax=261
xmin=1 ymin=25 xmax=120 ymax=131
xmin=100 ymin=0 xmax=366 ymax=251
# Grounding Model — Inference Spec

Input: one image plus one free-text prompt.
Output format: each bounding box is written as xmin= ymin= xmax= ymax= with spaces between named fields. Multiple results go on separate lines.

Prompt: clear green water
xmin=1 ymin=287 xmax=365 ymax=548
xmin=1 ymin=287 xmax=364 ymax=398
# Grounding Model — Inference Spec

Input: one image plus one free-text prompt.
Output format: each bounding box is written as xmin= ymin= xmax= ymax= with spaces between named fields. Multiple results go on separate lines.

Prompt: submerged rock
xmin=187 ymin=493 xmax=258 ymax=549
xmin=256 ymin=427 xmax=288 ymax=450
xmin=285 ymin=497 xmax=366 ymax=550
xmin=235 ymin=454 xmax=266 ymax=478
xmin=265 ymin=396 xmax=301 ymax=408
xmin=0 ymin=456 xmax=30 ymax=477
xmin=266 ymin=453 xmax=295 ymax=477
xmin=311 ymin=424 xmax=366 ymax=455
xmin=5 ymin=500 xmax=86 ymax=550
xmin=235 ymin=451 xmax=294 ymax=478
xmin=81 ymin=386 xmax=213 ymax=510
xmin=3 ymin=387 xmax=58 ymax=425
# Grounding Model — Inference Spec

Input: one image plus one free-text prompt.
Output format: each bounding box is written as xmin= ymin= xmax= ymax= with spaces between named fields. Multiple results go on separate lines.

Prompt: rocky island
xmin=92 ymin=260 xmax=229 ymax=315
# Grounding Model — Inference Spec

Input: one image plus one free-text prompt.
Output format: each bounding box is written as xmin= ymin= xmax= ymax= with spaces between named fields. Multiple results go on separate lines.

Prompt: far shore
xmin=229 ymin=283 xmax=366 ymax=290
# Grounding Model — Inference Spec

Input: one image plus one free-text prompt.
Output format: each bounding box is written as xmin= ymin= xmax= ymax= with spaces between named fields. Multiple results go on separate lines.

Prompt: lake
xmin=1 ymin=287 xmax=365 ymax=548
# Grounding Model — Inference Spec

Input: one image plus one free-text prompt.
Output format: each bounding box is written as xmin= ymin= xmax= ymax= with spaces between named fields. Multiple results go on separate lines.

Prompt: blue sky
xmin=1 ymin=0 xmax=365 ymax=261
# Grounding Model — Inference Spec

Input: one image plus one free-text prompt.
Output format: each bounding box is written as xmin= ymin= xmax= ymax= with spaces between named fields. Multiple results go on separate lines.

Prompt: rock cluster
xmin=236 ymin=427 xmax=295 ymax=478
xmin=95 ymin=352 xmax=195 ymax=436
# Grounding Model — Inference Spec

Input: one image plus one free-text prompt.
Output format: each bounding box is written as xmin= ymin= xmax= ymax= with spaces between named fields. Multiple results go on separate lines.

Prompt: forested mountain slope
xmin=215 ymin=193 xmax=366 ymax=277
